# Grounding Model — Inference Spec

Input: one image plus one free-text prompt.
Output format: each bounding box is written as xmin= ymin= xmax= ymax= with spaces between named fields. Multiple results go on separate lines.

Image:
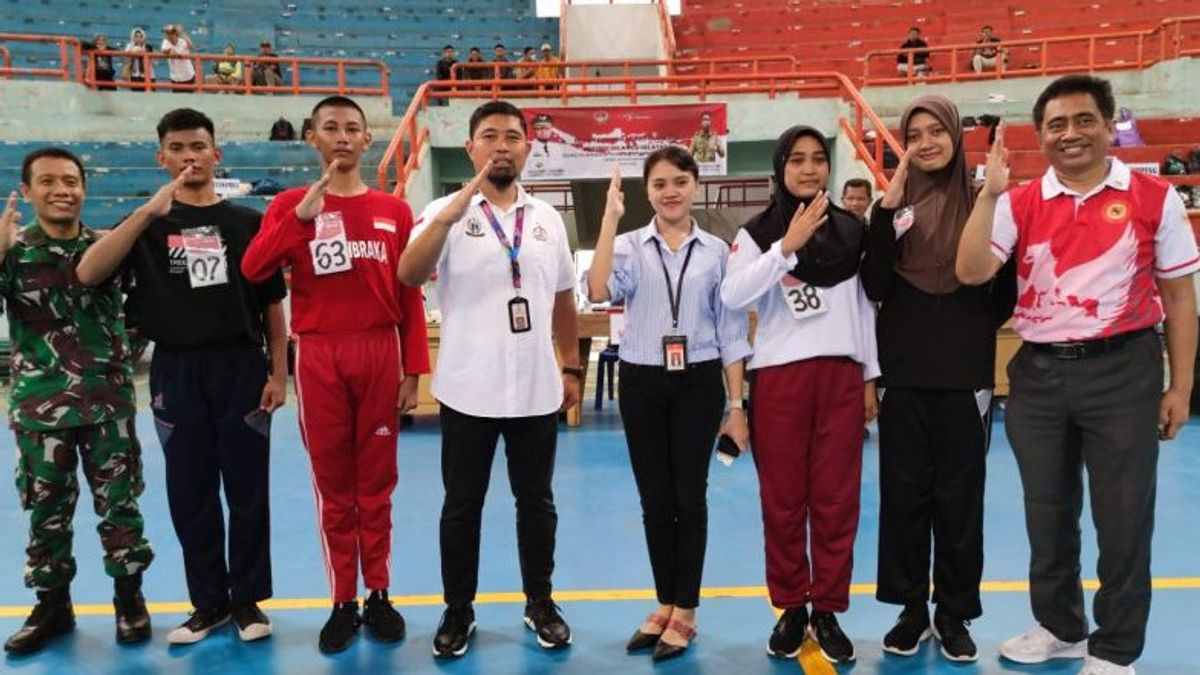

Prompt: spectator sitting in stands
xmin=896 ymin=27 xmax=930 ymax=77
xmin=85 ymin=35 xmax=116 ymax=90
xmin=122 ymin=27 xmax=153 ymax=89
xmin=205 ymin=43 xmax=243 ymax=88
xmin=491 ymin=43 xmax=514 ymax=82
xmin=160 ymin=24 xmax=196 ymax=91
xmin=515 ymin=47 xmax=538 ymax=89
xmin=252 ymin=40 xmax=285 ymax=87
xmin=436 ymin=45 xmax=457 ymax=81
xmin=462 ymin=46 xmax=487 ymax=82
xmin=433 ymin=45 xmax=457 ymax=106
xmin=972 ymin=25 xmax=1005 ymax=73
xmin=535 ymin=43 xmax=562 ymax=90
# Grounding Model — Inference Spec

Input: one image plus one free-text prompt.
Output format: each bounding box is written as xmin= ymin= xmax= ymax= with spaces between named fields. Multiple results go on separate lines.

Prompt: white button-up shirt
xmin=414 ymin=185 xmax=576 ymax=417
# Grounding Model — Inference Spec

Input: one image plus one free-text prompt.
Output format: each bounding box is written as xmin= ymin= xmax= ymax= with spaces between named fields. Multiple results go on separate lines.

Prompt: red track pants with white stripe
xmin=295 ymin=328 xmax=402 ymax=603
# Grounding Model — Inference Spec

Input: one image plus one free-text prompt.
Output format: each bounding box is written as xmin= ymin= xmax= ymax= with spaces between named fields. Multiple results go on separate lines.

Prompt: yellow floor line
xmin=1 ymin=578 xmax=1197 ymax=620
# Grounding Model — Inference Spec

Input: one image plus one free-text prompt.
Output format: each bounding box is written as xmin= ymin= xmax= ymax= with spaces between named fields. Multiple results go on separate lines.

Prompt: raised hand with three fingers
xmin=780 ymin=189 xmax=830 ymax=255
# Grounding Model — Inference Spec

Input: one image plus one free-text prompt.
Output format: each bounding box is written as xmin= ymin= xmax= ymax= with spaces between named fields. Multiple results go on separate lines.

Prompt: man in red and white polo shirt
xmin=957 ymin=75 xmax=1197 ymax=675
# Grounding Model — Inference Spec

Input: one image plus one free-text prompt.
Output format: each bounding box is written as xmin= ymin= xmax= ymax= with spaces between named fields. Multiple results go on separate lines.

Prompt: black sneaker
xmin=318 ymin=601 xmax=361 ymax=654
xmin=809 ymin=610 xmax=856 ymax=663
xmin=363 ymin=590 xmax=406 ymax=643
xmin=113 ymin=574 xmax=151 ymax=645
xmin=3 ymin=587 xmax=76 ymax=655
xmin=767 ymin=606 xmax=807 ymax=659
xmin=433 ymin=604 xmax=476 ymax=658
xmin=523 ymin=598 xmax=571 ymax=649
xmin=232 ymin=603 xmax=273 ymax=642
xmin=167 ymin=606 xmax=230 ymax=645
xmin=933 ymin=610 xmax=978 ymax=662
xmin=882 ymin=604 xmax=931 ymax=656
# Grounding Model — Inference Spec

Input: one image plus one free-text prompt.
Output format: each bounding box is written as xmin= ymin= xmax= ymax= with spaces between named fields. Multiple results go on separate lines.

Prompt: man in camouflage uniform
xmin=688 ymin=111 xmax=725 ymax=164
xmin=2 ymin=148 xmax=154 ymax=655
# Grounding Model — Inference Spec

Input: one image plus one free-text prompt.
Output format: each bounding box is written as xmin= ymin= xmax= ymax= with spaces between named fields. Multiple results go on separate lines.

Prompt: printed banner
xmin=522 ymin=103 xmax=728 ymax=181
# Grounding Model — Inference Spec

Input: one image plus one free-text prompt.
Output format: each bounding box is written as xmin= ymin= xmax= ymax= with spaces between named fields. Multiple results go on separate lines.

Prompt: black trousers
xmin=618 ymin=360 xmax=724 ymax=609
xmin=875 ymin=388 xmax=990 ymax=620
xmin=151 ymin=341 xmax=272 ymax=611
xmin=439 ymin=405 xmax=559 ymax=606
xmin=1005 ymin=332 xmax=1162 ymax=666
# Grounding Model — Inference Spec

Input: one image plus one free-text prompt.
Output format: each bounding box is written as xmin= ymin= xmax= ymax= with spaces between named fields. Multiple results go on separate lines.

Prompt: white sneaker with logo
xmin=999 ymin=625 xmax=1087 ymax=664
xmin=1079 ymin=655 xmax=1135 ymax=675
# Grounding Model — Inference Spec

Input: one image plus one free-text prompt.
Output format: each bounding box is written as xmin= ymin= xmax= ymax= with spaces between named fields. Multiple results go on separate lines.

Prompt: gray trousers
xmin=1005 ymin=331 xmax=1162 ymax=666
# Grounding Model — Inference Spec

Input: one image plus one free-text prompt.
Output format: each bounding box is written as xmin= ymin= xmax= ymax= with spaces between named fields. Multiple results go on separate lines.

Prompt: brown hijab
xmin=895 ymin=95 xmax=976 ymax=294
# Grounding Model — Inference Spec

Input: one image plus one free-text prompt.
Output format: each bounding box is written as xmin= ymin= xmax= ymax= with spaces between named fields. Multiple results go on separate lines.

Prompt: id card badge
xmin=508 ymin=297 xmax=531 ymax=333
xmin=310 ymin=212 xmax=352 ymax=276
xmin=180 ymin=226 xmax=228 ymax=288
xmin=893 ymin=206 xmax=916 ymax=240
xmin=663 ymin=335 xmax=688 ymax=372
xmin=780 ymin=278 xmax=830 ymax=321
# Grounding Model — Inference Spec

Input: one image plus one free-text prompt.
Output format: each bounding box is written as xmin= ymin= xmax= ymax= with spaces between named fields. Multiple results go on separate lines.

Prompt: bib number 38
xmin=781 ymin=279 xmax=829 ymax=321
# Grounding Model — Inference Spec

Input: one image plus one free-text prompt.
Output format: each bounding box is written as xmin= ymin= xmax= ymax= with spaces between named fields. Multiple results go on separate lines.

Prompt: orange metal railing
xmin=655 ymin=0 xmax=677 ymax=59
xmin=0 ymin=33 xmax=82 ymax=82
xmin=80 ymin=49 xmax=389 ymax=96
xmin=378 ymin=66 xmax=903 ymax=197
xmin=864 ymin=15 xmax=1200 ymax=86
xmin=449 ymin=55 xmax=798 ymax=85
xmin=0 ymin=32 xmax=389 ymax=97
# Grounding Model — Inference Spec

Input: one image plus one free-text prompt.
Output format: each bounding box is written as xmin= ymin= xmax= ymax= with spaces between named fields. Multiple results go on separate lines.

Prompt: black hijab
xmin=742 ymin=126 xmax=865 ymax=287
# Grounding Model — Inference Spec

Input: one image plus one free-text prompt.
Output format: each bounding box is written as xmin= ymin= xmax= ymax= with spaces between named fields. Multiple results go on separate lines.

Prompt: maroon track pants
xmin=750 ymin=356 xmax=865 ymax=612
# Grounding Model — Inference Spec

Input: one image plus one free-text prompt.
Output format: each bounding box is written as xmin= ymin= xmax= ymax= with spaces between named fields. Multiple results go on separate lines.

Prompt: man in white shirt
xmin=161 ymin=24 xmax=195 ymax=90
xmin=399 ymin=100 xmax=581 ymax=659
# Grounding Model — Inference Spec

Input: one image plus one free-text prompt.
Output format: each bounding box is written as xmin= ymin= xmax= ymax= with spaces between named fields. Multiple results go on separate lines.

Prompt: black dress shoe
xmin=626 ymin=612 xmax=668 ymax=651
xmin=651 ymin=619 xmax=695 ymax=662
xmin=4 ymin=587 xmax=75 ymax=655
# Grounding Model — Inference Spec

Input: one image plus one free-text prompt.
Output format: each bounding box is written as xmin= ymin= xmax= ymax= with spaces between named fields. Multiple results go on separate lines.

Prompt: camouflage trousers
xmin=13 ymin=417 xmax=154 ymax=590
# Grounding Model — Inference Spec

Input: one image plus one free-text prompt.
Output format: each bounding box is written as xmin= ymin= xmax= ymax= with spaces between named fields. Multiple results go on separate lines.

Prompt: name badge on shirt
xmin=781 ymin=279 xmax=829 ymax=321
xmin=663 ymin=335 xmax=688 ymax=372
xmin=181 ymin=226 xmax=228 ymax=288
xmin=310 ymin=212 xmax=352 ymax=276
xmin=893 ymin=206 xmax=916 ymax=240
xmin=508 ymin=297 xmax=531 ymax=333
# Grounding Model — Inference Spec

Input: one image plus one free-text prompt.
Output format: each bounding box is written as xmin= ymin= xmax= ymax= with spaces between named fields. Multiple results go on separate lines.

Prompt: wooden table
xmin=413 ymin=312 xmax=613 ymax=426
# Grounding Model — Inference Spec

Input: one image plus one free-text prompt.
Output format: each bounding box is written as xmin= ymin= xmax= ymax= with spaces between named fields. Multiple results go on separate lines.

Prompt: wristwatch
xmin=561 ymin=366 xmax=584 ymax=380
xmin=727 ymin=399 xmax=744 ymax=410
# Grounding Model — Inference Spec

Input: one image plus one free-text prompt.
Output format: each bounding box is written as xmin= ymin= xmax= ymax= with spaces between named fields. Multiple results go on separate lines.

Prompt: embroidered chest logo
xmin=465 ymin=217 xmax=485 ymax=237
xmin=532 ymin=224 xmax=548 ymax=241
xmin=1103 ymin=200 xmax=1130 ymax=224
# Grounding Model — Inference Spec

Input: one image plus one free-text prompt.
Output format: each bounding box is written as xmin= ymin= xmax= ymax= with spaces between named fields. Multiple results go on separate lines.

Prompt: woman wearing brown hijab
xmin=860 ymin=95 xmax=1017 ymax=663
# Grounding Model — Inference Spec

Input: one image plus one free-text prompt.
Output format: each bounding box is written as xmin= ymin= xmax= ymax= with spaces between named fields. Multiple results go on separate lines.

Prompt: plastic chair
xmin=594 ymin=344 xmax=620 ymax=410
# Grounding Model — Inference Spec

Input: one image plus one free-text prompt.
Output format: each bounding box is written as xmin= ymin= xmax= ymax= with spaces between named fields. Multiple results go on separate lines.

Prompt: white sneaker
xmin=1079 ymin=655 xmax=1136 ymax=674
xmin=167 ymin=609 xmax=231 ymax=645
xmin=999 ymin=625 xmax=1087 ymax=664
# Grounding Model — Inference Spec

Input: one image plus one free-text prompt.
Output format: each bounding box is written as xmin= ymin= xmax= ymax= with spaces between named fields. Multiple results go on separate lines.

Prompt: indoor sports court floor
xmin=2 ymin=383 xmax=1198 ymax=675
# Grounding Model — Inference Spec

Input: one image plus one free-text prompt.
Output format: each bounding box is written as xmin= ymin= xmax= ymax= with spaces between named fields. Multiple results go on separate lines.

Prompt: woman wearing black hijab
xmin=861 ymin=95 xmax=1016 ymax=663
xmin=721 ymin=126 xmax=879 ymax=665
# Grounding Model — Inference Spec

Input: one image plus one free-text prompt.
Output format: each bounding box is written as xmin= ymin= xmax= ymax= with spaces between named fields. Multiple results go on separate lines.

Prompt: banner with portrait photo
xmin=521 ymin=103 xmax=728 ymax=181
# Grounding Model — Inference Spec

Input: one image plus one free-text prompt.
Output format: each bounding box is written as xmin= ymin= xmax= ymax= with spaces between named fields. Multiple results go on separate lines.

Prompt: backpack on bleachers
xmin=1162 ymin=152 xmax=1188 ymax=176
xmin=1187 ymin=147 xmax=1200 ymax=174
xmin=1112 ymin=107 xmax=1145 ymax=147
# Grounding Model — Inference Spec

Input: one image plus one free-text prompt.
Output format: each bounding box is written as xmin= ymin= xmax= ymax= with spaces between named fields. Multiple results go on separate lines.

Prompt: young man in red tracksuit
xmin=241 ymin=95 xmax=430 ymax=654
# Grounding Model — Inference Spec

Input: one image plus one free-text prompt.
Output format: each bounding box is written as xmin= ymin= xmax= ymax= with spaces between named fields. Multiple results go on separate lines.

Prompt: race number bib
xmin=310 ymin=212 xmax=352 ymax=276
xmin=780 ymin=278 xmax=829 ymax=321
xmin=181 ymin=226 xmax=228 ymax=288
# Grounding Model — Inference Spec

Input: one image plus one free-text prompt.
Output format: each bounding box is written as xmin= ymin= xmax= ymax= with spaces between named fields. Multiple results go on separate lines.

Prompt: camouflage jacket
xmin=0 ymin=224 xmax=135 ymax=431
